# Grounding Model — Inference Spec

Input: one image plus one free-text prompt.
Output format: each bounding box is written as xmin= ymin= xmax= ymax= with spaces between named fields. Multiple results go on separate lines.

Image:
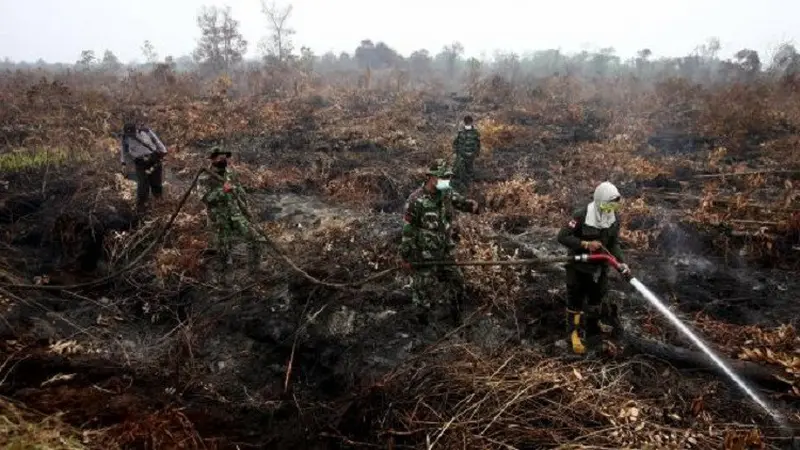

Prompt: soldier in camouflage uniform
xmin=452 ymin=115 xmax=481 ymax=191
xmin=199 ymin=147 xmax=264 ymax=281
xmin=399 ymin=159 xmax=480 ymax=325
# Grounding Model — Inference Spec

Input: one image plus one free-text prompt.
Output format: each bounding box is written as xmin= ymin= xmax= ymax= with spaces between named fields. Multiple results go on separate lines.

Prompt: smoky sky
xmin=1 ymin=0 xmax=798 ymax=63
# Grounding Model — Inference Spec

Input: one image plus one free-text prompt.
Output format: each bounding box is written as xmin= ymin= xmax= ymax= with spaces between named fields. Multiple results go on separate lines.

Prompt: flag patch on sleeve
xmin=567 ymin=219 xmax=577 ymax=229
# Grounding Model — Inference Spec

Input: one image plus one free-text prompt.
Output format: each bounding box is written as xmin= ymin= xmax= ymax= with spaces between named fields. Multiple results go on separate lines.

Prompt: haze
xmin=1 ymin=0 xmax=798 ymax=63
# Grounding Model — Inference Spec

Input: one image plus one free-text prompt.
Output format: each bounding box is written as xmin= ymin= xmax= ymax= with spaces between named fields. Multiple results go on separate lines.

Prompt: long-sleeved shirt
xmin=399 ymin=186 xmax=475 ymax=262
xmin=452 ymin=126 xmax=481 ymax=157
xmin=120 ymin=128 xmax=167 ymax=164
xmin=557 ymin=206 xmax=624 ymax=274
xmin=198 ymin=167 xmax=250 ymax=221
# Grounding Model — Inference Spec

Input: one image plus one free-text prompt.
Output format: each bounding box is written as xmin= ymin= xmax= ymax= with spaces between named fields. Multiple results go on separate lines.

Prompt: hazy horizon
xmin=1 ymin=0 xmax=798 ymax=64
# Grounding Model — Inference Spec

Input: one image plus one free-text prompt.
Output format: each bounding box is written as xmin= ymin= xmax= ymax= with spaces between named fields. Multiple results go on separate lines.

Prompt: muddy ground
xmin=1 ymin=102 xmax=799 ymax=449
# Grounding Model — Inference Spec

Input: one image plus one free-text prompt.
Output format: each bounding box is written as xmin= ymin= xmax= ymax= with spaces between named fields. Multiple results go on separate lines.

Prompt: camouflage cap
xmin=208 ymin=146 xmax=232 ymax=158
xmin=426 ymin=158 xmax=454 ymax=177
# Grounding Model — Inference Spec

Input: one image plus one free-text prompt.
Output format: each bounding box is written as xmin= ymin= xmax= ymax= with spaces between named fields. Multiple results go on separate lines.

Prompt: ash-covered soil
xmin=1 ymin=116 xmax=799 ymax=448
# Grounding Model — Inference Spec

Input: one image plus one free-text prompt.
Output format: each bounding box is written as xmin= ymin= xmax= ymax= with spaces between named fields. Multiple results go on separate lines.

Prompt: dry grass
xmin=0 ymin=398 xmax=91 ymax=450
xmin=2 ymin=65 xmax=800 ymax=449
xmin=366 ymin=344 xmax=772 ymax=449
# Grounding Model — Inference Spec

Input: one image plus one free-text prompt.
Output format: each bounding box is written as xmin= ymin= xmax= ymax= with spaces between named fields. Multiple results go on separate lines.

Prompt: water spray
xmin=405 ymin=254 xmax=792 ymax=432
xmin=582 ymin=253 xmax=787 ymax=428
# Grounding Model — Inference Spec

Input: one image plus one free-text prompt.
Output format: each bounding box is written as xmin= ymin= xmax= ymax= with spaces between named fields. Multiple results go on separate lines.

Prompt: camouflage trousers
xmin=409 ymin=265 xmax=466 ymax=324
xmin=453 ymin=152 xmax=477 ymax=190
xmin=208 ymin=214 xmax=265 ymax=275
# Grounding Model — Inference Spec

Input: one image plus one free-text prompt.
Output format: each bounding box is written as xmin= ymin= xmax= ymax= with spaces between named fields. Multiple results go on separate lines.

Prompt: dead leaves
xmin=48 ymin=340 xmax=83 ymax=356
xmin=723 ymin=428 xmax=765 ymax=450
xmin=696 ymin=318 xmax=800 ymax=396
xmin=483 ymin=178 xmax=557 ymax=217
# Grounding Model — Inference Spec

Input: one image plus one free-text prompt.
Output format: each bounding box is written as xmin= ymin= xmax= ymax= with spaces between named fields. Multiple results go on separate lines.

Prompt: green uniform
xmin=399 ymin=184 xmax=476 ymax=322
xmin=199 ymin=167 xmax=263 ymax=275
xmin=452 ymin=125 xmax=481 ymax=189
xmin=557 ymin=204 xmax=625 ymax=352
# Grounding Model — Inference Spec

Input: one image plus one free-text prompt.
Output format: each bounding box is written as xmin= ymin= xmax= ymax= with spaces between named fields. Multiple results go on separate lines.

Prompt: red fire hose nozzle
xmin=573 ymin=253 xmax=632 ymax=279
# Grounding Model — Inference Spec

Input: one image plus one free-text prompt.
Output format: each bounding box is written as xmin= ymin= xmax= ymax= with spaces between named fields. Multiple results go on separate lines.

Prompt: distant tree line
xmin=3 ymin=3 xmax=800 ymax=85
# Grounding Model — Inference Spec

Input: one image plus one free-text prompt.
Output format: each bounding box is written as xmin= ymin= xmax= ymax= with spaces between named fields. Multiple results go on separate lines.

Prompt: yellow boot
xmin=567 ymin=309 xmax=586 ymax=355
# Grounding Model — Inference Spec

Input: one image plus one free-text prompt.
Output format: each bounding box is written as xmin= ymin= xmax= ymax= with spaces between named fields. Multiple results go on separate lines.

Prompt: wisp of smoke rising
xmin=628 ymin=278 xmax=787 ymax=428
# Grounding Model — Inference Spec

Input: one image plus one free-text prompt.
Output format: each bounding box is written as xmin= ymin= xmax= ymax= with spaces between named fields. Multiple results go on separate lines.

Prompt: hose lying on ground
xmin=0 ymin=169 xmax=207 ymax=292
xmin=0 ymin=168 xmax=570 ymax=291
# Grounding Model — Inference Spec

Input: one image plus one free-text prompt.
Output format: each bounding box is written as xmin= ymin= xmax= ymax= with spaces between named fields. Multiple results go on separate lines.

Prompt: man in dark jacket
xmin=557 ymin=181 xmax=630 ymax=354
xmin=120 ymin=122 xmax=168 ymax=212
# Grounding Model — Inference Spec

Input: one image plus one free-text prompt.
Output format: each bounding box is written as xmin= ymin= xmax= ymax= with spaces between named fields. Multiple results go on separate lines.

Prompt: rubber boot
xmin=567 ymin=309 xmax=586 ymax=355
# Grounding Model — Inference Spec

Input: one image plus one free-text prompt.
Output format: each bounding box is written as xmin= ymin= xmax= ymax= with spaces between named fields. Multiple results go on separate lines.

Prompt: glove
xmin=618 ymin=263 xmax=631 ymax=275
xmin=582 ymin=240 xmax=602 ymax=252
xmin=223 ymin=182 xmax=233 ymax=193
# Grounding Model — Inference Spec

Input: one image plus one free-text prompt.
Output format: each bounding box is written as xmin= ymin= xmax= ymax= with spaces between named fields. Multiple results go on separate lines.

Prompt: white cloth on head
xmin=584 ymin=181 xmax=620 ymax=229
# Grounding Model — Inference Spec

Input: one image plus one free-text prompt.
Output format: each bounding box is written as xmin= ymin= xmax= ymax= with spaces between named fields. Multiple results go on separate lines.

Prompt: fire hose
xmin=0 ymin=166 xmax=629 ymax=291
xmin=409 ymin=253 xmax=627 ymax=271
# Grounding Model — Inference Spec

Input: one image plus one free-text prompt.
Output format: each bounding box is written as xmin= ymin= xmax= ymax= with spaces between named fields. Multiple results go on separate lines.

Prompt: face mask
xmin=212 ymin=159 xmax=227 ymax=169
xmin=436 ymin=179 xmax=451 ymax=191
xmin=598 ymin=201 xmax=620 ymax=214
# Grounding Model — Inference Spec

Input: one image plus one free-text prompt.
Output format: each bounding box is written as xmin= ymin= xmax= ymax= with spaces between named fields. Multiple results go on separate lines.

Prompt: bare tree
xmin=76 ymin=50 xmax=96 ymax=68
xmin=771 ymin=43 xmax=800 ymax=75
xmin=465 ymin=57 xmax=482 ymax=90
xmin=259 ymin=1 xmax=295 ymax=63
xmin=193 ymin=5 xmax=248 ymax=72
xmin=438 ymin=42 xmax=464 ymax=80
xmin=142 ymin=40 xmax=159 ymax=64
xmin=695 ymin=37 xmax=721 ymax=60
xmin=298 ymin=46 xmax=314 ymax=74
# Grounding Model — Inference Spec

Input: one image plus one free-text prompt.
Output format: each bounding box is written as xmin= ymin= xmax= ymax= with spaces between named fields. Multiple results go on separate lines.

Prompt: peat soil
xmin=1 ymin=132 xmax=799 ymax=448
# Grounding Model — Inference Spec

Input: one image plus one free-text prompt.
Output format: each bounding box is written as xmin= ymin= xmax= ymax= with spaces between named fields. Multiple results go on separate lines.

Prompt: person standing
xmin=557 ymin=181 xmax=630 ymax=354
xmin=120 ymin=122 xmax=168 ymax=212
xmin=452 ymin=115 xmax=481 ymax=190
xmin=199 ymin=147 xmax=263 ymax=282
xmin=399 ymin=159 xmax=480 ymax=325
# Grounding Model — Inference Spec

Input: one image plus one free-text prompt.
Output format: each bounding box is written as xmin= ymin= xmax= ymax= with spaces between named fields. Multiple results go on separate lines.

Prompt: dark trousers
xmin=134 ymin=160 xmax=163 ymax=208
xmin=566 ymin=266 xmax=618 ymax=336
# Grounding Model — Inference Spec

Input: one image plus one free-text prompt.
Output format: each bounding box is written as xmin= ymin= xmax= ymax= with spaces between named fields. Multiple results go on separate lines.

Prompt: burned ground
xmin=1 ymin=71 xmax=800 ymax=449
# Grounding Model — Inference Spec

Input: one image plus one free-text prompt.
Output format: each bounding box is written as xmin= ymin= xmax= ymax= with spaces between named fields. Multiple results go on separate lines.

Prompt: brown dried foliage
xmin=3 ymin=67 xmax=800 ymax=448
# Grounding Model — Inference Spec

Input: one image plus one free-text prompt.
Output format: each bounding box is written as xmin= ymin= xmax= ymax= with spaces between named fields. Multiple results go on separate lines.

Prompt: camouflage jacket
xmin=452 ymin=127 xmax=481 ymax=157
xmin=399 ymin=186 xmax=475 ymax=262
xmin=199 ymin=168 xmax=250 ymax=221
